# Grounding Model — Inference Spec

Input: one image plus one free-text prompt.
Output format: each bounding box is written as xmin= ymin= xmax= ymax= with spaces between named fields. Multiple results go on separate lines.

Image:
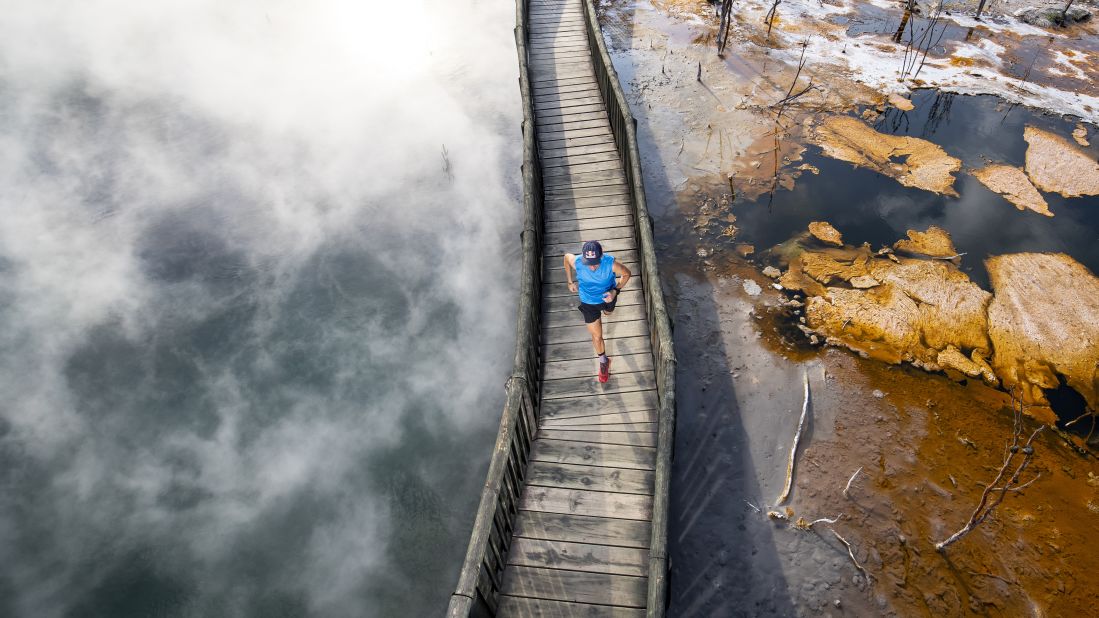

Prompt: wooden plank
xmin=545 ymin=204 xmax=631 ymax=222
xmin=520 ymin=483 xmax=654 ymax=518
xmin=541 ymin=409 xmax=658 ymax=425
xmin=530 ymin=70 xmax=599 ymax=83
xmin=540 ymin=302 xmax=644 ymax=326
xmin=528 ymin=51 xmax=590 ymax=62
xmin=538 ymin=127 xmax=614 ymax=142
xmin=539 ymin=387 xmax=657 ymax=413
xmin=544 ymin=215 xmax=632 ymax=234
xmin=535 ymin=95 xmax=603 ymax=108
xmin=508 ymin=537 xmax=649 ymax=577
xmin=544 ymin=237 xmax=636 ymax=259
xmin=538 ymin=119 xmax=610 ymax=134
xmin=538 ymin=112 xmax=609 ymax=128
xmin=534 ymin=90 xmax=602 ymax=105
xmin=525 ymin=460 xmax=654 ymax=495
xmin=543 ymin=225 xmax=634 ymax=247
xmin=544 ymin=172 xmax=628 ymax=190
xmin=540 ymin=140 xmax=617 ymax=158
xmin=500 ymin=566 xmax=647 ymax=608
xmin=514 ymin=511 xmax=651 ymax=549
xmin=497 ymin=595 xmax=646 ymax=618
xmin=541 ymin=371 xmax=656 ymax=400
xmin=537 ymin=104 xmax=606 ymax=119
xmin=543 ymin=151 xmax=620 ymax=169
xmin=544 ymin=192 xmax=630 ymax=210
xmin=542 ymin=422 xmax=659 ymax=433
xmin=542 ymin=316 xmax=647 ymax=343
xmin=531 ymin=440 xmax=657 ymax=473
xmin=531 ymin=74 xmax=595 ymax=87
xmin=542 ymin=350 xmax=652 ymax=380
xmin=538 ymin=429 xmax=657 ymax=448
xmin=542 ymin=288 xmax=642 ymax=313
xmin=544 ymin=161 xmax=622 ymax=179
xmin=533 ymin=82 xmax=601 ymax=98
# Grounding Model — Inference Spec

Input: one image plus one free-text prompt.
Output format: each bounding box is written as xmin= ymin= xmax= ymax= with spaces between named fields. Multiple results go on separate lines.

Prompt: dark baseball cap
xmin=581 ymin=240 xmax=603 ymax=265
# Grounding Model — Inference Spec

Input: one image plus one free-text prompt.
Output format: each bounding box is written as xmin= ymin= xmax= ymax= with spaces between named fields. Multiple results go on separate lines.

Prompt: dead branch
xmin=745 ymin=499 xmax=762 ymax=513
xmin=843 ymin=467 xmax=863 ymax=498
xmin=935 ymin=394 xmax=1046 ymax=551
xmin=717 ymin=0 xmax=736 ymax=54
xmin=775 ymin=369 xmax=810 ymax=505
xmin=967 ymin=570 xmax=1017 ymax=585
xmin=764 ymin=0 xmax=782 ymax=37
xmin=830 ymin=529 xmax=870 ymax=581
xmin=795 ymin=514 xmax=842 ymax=530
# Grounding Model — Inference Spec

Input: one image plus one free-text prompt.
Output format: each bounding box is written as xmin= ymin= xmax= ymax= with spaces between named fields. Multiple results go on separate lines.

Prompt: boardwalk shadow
xmin=599 ymin=4 xmax=797 ymax=616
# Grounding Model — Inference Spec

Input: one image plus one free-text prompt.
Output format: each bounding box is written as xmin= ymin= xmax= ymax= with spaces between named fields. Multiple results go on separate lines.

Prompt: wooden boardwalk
xmin=495 ymin=0 xmax=660 ymax=615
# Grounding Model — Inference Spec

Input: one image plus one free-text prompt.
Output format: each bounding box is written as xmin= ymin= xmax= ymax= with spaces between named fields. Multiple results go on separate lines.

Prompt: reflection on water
xmin=730 ymin=91 xmax=1099 ymax=288
xmin=0 ymin=1 xmax=519 ymax=617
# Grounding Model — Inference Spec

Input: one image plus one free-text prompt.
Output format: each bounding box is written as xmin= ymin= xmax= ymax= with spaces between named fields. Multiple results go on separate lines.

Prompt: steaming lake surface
xmin=0 ymin=1 xmax=520 ymax=616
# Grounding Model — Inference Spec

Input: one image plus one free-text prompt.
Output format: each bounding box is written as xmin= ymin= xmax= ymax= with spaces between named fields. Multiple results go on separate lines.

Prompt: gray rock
xmin=762 ymin=265 xmax=782 ymax=278
xmin=1015 ymin=5 xmax=1091 ymax=27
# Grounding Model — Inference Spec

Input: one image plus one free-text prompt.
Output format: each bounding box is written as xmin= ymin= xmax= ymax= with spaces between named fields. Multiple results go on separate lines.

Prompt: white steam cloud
xmin=0 ymin=1 xmax=520 ymax=616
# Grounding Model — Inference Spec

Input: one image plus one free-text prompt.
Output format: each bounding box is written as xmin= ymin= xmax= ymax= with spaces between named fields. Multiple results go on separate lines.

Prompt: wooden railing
xmin=445 ymin=0 xmax=544 ymax=615
xmin=447 ymin=0 xmax=675 ymax=615
xmin=579 ymin=1 xmax=678 ymax=615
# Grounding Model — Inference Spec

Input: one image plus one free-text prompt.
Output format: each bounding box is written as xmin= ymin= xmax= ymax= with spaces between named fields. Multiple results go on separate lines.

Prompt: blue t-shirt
xmin=575 ymin=254 xmax=616 ymax=304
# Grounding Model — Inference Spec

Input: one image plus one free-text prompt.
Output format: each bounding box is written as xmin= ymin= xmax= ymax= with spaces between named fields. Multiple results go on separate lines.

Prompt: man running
xmin=563 ymin=240 xmax=632 ymax=383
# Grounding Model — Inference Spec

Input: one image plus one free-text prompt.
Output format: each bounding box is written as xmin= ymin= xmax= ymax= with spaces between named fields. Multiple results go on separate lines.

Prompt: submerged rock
xmin=986 ymin=253 xmax=1099 ymax=412
xmin=973 ymin=164 xmax=1053 ymax=217
xmin=1023 ymin=126 xmax=1099 ymax=198
xmin=893 ymin=226 xmax=959 ymax=258
xmin=1073 ymin=124 xmax=1090 ymax=147
xmin=808 ymin=221 xmax=844 ymax=246
xmin=813 ymin=116 xmax=962 ymax=196
xmin=1015 ymin=5 xmax=1091 ymax=27
xmin=781 ymin=235 xmax=992 ymax=370
xmin=887 ymin=93 xmax=915 ymax=111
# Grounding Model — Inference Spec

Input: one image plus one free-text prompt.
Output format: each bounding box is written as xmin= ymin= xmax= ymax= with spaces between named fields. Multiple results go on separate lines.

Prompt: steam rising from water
xmin=0 ymin=1 xmax=520 ymax=615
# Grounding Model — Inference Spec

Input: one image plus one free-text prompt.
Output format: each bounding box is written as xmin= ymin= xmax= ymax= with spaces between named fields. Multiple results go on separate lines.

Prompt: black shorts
xmin=578 ymin=294 xmax=619 ymax=324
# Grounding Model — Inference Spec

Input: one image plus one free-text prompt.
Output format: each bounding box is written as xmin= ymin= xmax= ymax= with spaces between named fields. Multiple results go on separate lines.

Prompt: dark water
xmin=0 ymin=2 xmax=520 ymax=617
xmin=730 ymin=91 xmax=1099 ymax=288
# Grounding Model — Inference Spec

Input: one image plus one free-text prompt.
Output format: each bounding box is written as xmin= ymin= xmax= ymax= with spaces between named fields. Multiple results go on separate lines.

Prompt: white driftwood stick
xmin=776 ymin=369 xmax=810 ymax=505
xmin=830 ymin=528 xmax=869 ymax=580
xmin=843 ymin=467 xmax=863 ymax=498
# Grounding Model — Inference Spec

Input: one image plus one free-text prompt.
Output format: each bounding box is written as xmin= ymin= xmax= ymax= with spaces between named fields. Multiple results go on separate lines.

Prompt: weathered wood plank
xmin=533 ymin=83 xmax=601 ymax=98
xmin=540 ymin=302 xmax=644 ymax=326
xmin=525 ymin=460 xmax=654 ymax=495
xmin=508 ymin=537 xmax=649 ymax=577
xmin=545 ymin=205 xmax=631 ymax=223
xmin=544 ymin=227 xmax=633 ymax=250
xmin=542 ymin=422 xmax=659 ymax=433
xmin=538 ymin=114 xmax=610 ymax=130
xmin=538 ymin=429 xmax=657 ymax=448
xmin=538 ymin=119 xmax=610 ymax=134
xmin=544 ymin=237 xmax=636 ymax=259
xmin=520 ymin=483 xmax=654 ymax=521
xmin=541 ymin=371 xmax=656 ymax=400
xmin=541 ymin=409 xmax=658 ymax=425
xmin=535 ymin=94 xmax=603 ymax=108
xmin=544 ymin=215 xmax=632 ymax=234
xmin=514 ymin=511 xmax=651 ymax=549
xmin=542 ymin=151 xmax=620 ymax=169
xmin=538 ymin=127 xmax=614 ymax=142
xmin=544 ymin=172 xmax=629 ymax=191
xmin=544 ymin=193 xmax=630 ymax=211
xmin=542 ymin=288 xmax=642 ymax=313
xmin=540 ymin=141 xmax=617 ymax=159
xmin=542 ymin=350 xmax=652 ymax=380
xmin=542 ymin=319 xmax=648 ymax=345
xmin=537 ymin=104 xmax=606 ymax=119
xmin=500 ymin=566 xmax=647 ymax=608
xmin=496 ymin=595 xmax=646 ymax=618
xmin=531 ymin=441 xmax=657 ymax=473
xmin=539 ymin=388 xmax=658 ymax=414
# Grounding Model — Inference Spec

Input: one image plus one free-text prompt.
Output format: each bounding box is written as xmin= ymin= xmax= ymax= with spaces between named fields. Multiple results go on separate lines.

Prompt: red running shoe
xmin=598 ymin=357 xmax=611 ymax=383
